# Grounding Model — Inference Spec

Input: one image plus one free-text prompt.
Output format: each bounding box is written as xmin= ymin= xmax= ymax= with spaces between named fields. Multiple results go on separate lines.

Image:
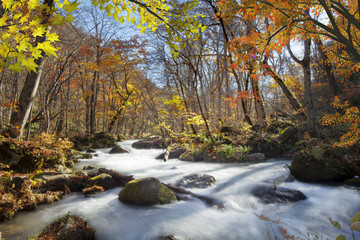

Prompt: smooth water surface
xmin=1 ymin=140 xmax=359 ymax=240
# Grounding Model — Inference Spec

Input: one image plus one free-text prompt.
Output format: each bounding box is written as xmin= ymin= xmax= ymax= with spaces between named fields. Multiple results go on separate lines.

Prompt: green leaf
xmin=336 ymin=235 xmax=346 ymax=240
xmin=351 ymin=211 xmax=360 ymax=223
xmin=63 ymin=0 xmax=80 ymax=14
xmin=329 ymin=217 xmax=342 ymax=230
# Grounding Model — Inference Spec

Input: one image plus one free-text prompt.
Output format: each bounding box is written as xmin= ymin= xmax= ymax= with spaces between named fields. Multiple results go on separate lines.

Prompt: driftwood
xmin=98 ymin=168 xmax=134 ymax=186
xmin=163 ymin=183 xmax=224 ymax=209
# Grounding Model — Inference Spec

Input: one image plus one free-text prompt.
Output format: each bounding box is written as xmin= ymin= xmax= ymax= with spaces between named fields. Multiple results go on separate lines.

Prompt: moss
xmin=344 ymin=178 xmax=360 ymax=186
xmin=290 ymin=145 xmax=354 ymax=182
xmin=119 ymin=177 xmax=176 ymax=205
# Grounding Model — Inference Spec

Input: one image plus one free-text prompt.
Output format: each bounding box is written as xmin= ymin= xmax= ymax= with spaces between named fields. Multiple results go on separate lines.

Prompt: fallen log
xmin=98 ymin=168 xmax=134 ymax=186
xmin=162 ymin=183 xmax=224 ymax=209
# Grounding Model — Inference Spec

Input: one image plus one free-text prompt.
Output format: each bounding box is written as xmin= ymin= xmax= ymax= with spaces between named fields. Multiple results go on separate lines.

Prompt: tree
xmin=1 ymin=0 xmax=206 ymax=138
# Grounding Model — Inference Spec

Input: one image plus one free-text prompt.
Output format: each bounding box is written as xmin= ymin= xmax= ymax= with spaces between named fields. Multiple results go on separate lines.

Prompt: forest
xmin=0 ymin=0 xmax=360 ymax=239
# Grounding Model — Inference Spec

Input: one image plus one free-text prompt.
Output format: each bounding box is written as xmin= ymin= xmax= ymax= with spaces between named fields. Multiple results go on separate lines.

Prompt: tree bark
xmin=4 ymin=0 xmax=54 ymax=138
xmin=262 ymin=60 xmax=303 ymax=112
xmin=288 ymin=39 xmax=316 ymax=131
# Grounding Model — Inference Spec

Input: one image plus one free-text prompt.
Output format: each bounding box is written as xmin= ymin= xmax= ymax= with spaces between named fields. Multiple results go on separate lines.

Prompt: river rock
xmin=35 ymin=214 xmax=95 ymax=240
xmin=109 ymin=144 xmax=129 ymax=154
xmin=39 ymin=174 xmax=85 ymax=192
xmin=155 ymin=147 xmax=186 ymax=160
xmin=252 ymin=185 xmax=307 ymax=203
xmin=132 ymin=137 xmax=169 ymax=149
xmin=175 ymin=173 xmax=215 ymax=189
xmin=119 ymin=177 xmax=177 ymax=205
xmin=290 ymin=146 xmax=354 ymax=182
xmin=86 ymin=148 xmax=96 ymax=153
xmin=86 ymin=173 xmax=118 ymax=189
xmin=80 ymin=153 xmax=93 ymax=159
xmin=246 ymin=153 xmax=265 ymax=161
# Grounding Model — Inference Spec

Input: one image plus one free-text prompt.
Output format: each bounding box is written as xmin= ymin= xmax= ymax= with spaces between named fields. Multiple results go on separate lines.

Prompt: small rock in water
xmin=83 ymin=165 xmax=96 ymax=170
xmin=252 ymin=185 xmax=307 ymax=204
xmin=176 ymin=173 xmax=215 ymax=189
xmin=109 ymin=144 xmax=129 ymax=154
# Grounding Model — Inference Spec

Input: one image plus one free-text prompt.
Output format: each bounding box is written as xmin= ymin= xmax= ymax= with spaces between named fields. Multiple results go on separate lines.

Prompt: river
xmin=1 ymin=140 xmax=359 ymax=240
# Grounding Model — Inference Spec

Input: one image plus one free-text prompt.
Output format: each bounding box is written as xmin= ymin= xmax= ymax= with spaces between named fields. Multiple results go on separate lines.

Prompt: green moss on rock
xmin=118 ymin=177 xmax=177 ymax=205
xmin=290 ymin=145 xmax=354 ymax=182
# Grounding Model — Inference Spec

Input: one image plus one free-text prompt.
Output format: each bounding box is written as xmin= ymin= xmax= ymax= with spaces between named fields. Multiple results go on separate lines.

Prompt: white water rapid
xmin=1 ymin=140 xmax=359 ymax=240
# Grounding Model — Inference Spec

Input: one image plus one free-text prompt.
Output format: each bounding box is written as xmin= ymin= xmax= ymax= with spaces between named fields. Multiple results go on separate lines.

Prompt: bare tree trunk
xmin=249 ymin=63 xmax=266 ymax=129
xmin=262 ymin=60 xmax=303 ymax=112
xmin=288 ymin=39 xmax=316 ymax=131
xmin=89 ymin=71 xmax=98 ymax=134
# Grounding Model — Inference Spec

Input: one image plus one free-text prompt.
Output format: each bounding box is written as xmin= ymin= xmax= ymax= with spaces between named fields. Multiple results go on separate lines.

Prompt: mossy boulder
xmin=247 ymin=136 xmax=283 ymax=157
xmin=34 ymin=214 xmax=95 ymax=240
xmin=343 ymin=178 xmax=360 ymax=187
xmin=118 ymin=177 xmax=177 ymax=205
xmin=290 ymin=146 xmax=354 ymax=182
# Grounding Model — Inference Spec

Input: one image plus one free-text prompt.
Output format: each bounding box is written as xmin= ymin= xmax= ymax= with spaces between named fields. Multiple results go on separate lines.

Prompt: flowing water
xmin=1 ymin=140 xmax=360 ymax=240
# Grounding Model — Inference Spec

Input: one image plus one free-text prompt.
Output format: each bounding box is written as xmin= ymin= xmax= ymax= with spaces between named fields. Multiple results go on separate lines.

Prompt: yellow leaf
xmin=32 ymin=26 xmax=46 ymax=37
xmin=37 ymin=41 xmax=58 ymax=57
xmin=9 ymin=62 xmax=22 ymax=73
xmin=0 ymin=15 xmax=7 ymax=26
xmin=46 ymin=32 xmax=60 ymax=42
xmin=21 ymin=58 xmax=38 ymax=73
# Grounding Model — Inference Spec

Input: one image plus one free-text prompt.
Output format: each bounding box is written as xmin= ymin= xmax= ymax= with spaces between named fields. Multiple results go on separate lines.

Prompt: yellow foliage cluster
xmin=0 ymin=0 xmax=79 ymax=72
xmin=320 ymin=97 xmax=360 ymax=148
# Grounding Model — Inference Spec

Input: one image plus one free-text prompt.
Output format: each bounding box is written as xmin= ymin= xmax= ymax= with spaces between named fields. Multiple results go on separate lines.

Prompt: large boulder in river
xmin=109 ymin=144 xmax=128 ymax=154
xmin=175 ymin=173 xmax=215 ymax=189
xmin=34 ymin=214 xmax=95 ymax=240
xmin=132 ymin=137 xmax=169 ymax=149
xmin=119 ymin=177 xmax=177 ymax=205
xmin=252 ymin=185 xmax=307 ymax=203
xmin=290 ymin=146 xmax=354 ymax=182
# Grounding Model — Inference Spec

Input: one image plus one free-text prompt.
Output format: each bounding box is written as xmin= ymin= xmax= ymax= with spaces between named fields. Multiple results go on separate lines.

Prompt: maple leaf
xmin=32 ymin=26 xmax=46 ymax=38
xmin=63 ymin=0 xmax=80 ymax=14
xmin=37 ymin=41 xmax=58 ymax=57
xmin=46 ymin=32 xmax=60 ymax=42
xmin=21 ymin=58 xmax=38 ymax=73
xmin=9 ymin=62 xmax=22 ymax=73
